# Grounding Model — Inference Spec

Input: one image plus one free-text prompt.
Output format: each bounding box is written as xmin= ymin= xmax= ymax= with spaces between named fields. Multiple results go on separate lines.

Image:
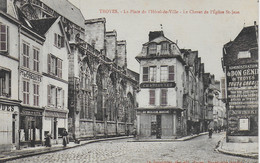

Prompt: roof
xmin=143 ymin=35 xmax=175 ymax=46
xmin=223 ymin=25 xmax=258 ymax=66
xmin=40 ymin=0 xmax=85 ymax=28
xmin=30 ymin=18 xmax=58 ymax=36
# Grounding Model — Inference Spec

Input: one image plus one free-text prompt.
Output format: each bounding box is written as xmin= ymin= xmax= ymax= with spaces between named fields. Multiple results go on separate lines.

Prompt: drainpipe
xmin=17 ymin=24 xmax=21 ymax=150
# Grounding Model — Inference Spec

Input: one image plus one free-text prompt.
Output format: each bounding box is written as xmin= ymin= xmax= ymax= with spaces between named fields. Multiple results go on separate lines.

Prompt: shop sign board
xmin=226 ymin=63 xmax=258 ymax=135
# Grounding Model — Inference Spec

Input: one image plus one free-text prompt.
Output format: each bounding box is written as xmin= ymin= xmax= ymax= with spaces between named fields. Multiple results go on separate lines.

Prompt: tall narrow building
xmin=136 ymin=31 xmax=186 ymax=139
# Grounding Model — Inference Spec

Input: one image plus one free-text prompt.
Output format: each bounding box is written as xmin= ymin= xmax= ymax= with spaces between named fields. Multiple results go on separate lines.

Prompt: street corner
xmin=215 ymin=139 xmax=258 ymax=159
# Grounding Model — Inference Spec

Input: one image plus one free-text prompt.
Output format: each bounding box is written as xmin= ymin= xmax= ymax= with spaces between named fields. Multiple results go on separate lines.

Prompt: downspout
xmin=17 ymin=24 xmax=21 ymax=150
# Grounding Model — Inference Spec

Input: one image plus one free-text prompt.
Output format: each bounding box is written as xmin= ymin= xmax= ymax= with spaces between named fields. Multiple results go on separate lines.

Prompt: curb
xmin=175 ymin=132 xmax=208 ymax=141
xmin=216 ymin=148 xmax=258 ymax=159
xmin=0 ymin=136 xmax=133 ymax=162
xmin=215 ymin=137 xmax=258 ymax=159
xmin=129 ymin=132 xmax=208 ymax=142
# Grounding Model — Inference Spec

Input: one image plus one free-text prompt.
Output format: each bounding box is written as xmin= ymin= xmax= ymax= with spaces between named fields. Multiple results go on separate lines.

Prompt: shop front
xmin=19 ymin=107 xmax=43 ymax=148
xmin=43 ymin=109 xmax=68 ymax=145
xmin=137 ymin=108 xmax=182 ymax=139
xmin=0 ymin=100 xmax=20 ymax=152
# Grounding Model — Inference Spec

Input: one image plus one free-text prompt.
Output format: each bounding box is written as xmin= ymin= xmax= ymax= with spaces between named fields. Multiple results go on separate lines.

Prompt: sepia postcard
xmin=0 ymin=0 xmax=258 ymax=162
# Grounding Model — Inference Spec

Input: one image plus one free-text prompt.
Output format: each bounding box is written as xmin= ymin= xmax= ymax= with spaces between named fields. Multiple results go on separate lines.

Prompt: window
xmin=48 ymin=54 xmax=62 ymax=78
xmin=161 ymin=42 xmax=169 ymax=54
xmin=169 ymin=66 xmax=174 ymax=81
xmin=148 ymin=43 xmax=157 ymax=56
xmin=160 ymin=66 xmax=168 ymax=82
xmin=143 ymin=67 xmax=148 ymax=82
xmin=47 ymin=85 xmax=64 ymax=108
xmin=33 ymin=83 xmax=39 ymax=106
xmin=238 ymin=51 xmax=251 ymax=59
xmin=149 ymin=90 xmax=155 ymax=105
xmin=22 ymin=43 xmax=29 ymax=68
xmin=160 ymin=66 xmax=174 ymax=82
xmin=33 ymin=48 xmax=39 ymax=72
xmin=0 ymin=68 xmax=11 ymax=97
xmin=54 ymin=33 xmax=64 ymax=48
xmin=161 ymin=89 xmax=167 ymax=105
xmin=149 ymin=66 xmax=156 ymax=82
xmin=0 ymin=23 xmax=8 ymax=52
xmin=23 ymin=80 xmax=29 ymax=104
xmin=57 ymin=88 xmax=64 ymax=108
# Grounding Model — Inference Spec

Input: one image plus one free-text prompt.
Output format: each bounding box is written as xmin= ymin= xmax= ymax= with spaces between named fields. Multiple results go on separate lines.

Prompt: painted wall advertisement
xmin=226 ymin=63 xmax=258 ymax=135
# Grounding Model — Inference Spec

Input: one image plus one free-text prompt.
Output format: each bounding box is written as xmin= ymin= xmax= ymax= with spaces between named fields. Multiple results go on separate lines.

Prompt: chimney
xmin=149 ymin=31 xmax=164 ymax=41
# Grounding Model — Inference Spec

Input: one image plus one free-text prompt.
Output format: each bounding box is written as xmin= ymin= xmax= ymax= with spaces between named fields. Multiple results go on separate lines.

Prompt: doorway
xmin=156 ymin=115 xmax=161 ymax=139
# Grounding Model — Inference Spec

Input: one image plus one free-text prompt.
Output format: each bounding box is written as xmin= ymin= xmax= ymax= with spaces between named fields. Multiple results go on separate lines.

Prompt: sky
xmin=69 ymin=0 xmax=258 ymax=81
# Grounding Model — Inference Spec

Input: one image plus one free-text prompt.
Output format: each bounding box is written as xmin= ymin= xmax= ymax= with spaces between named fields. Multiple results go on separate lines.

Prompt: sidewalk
xmin=216 ymin=137 xmax=258 ymax=159
xmin=0 ymin=136 xmax=133 ymax=162
xmin=129 ymin=132 xmax=208 ymax=142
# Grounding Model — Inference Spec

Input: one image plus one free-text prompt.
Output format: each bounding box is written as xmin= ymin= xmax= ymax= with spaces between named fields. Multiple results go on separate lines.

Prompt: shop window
xmin=0 ymin=68 xmax=11 ymax=97
xmin=23 ymin=80 xmax=29 ymax=105
xmin=22 ymin=43 xmax=29 ymax=68
xmin=161 ymin=89 xmax=167 ymax=106
xmin=33 ymin=48 xmax=39 ymax=72
xmin=149 ymin=66 xmax=156 ymax=82
xmin=54 ymin=33 xmax=64 ymax=48
xmin=149 ymin=89 xmax=155 ymax=105
xmin=0 ymin=23 xmax=8 ymax=52
xmin=48 ymin=54 xmax=62 ymax=78
xmin=148 ymin=43 xmax=157 ymax=56
xmin=33 ymin=83 xmax=39 ymax=106
xmin=143 ymin=67 xmax=148 ymax=82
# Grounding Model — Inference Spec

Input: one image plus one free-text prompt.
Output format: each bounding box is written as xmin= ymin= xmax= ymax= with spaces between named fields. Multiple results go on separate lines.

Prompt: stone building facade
xmin=68 ymin=18 xmax=138 ymax=139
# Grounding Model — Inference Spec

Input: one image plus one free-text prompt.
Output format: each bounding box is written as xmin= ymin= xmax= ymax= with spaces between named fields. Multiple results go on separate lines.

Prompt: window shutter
xmin=143 ymin=67 xmax=149 ymax=82
xmin=62 ymin=89 xmax=64 ymax=108
xmin=54 ymin=33 xmax=57 ymax=46
xmin=0 ymin=24 xmax=8 ymax=52
xmin=168 ymin=66 xmax=174 ymax=81
xmin=48 ymin=54 xmax=51 ymax=73
xmin=59 ymin=59 xmax=62 ymax=78
xmin=55 ymin=87 xmax=58 ymax=107
xmin=47 ymin=85 xmax=51 ymax=106
xmin=61 ymin=36 xmax=65 ymax=48
xmin=55 ymin=58 xmax=58 ymax=76
xmin=8 ymin=71 xmax=11 ymax=97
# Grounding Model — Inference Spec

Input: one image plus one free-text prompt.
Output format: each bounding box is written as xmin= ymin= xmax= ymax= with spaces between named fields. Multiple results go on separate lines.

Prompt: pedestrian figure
xmin=208 ymin=128 xmax=213 ymax=138
xmin=45 ymin=132 xmax=52 ymax=147
xmin=62 ymin=129 xmax=68 ymax=147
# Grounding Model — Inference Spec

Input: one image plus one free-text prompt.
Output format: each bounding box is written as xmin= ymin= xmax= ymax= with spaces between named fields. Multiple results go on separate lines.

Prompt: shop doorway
xmin=156 ymin=115 xmax=161 ymax=139
xmin=151 ymin=115 xmax=162 ymax=139
xmin=30 ymin=121 xmax=36 ymax=147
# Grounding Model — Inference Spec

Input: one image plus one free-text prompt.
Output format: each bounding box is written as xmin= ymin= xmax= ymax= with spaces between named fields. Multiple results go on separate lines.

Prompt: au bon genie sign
xmin=140 ymin=82 xmax=176 ymax=88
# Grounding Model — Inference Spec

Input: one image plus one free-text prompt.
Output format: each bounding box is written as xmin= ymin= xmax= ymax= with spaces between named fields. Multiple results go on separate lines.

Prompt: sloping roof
xmin=143 ymin=35 xmax=175 ymax=45
xmin=30 ymin=18 xmax=57 ymax=36
xmin=40 ymin=0 xmax=85 ymax=28
xmin=223 ymin=25 xmax=258 ymax=66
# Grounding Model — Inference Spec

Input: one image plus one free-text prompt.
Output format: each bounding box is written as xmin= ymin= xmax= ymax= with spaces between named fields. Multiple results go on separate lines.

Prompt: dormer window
xmin=161 ymin=42 xmax=169 ymax=55
xmin=148 ymin=43 xmax=157 ymax=56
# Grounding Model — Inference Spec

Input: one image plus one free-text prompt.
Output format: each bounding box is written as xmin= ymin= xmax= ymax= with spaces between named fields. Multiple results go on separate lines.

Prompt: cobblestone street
xmin=7 ymin=133 xmax=257 ymax=163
